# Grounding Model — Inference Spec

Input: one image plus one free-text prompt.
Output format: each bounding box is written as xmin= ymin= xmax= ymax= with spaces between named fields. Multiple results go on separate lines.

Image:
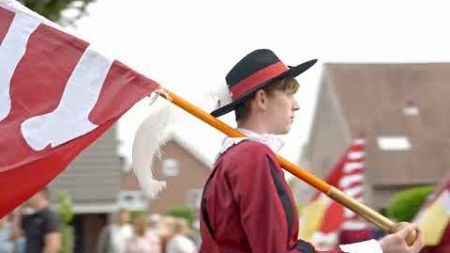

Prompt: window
xmin=403 ymin=106 xmax=419 ymax=116
xmin=377 ymin=136 xmax=411 ymax=151
xmin=117 ymin=190 xmax=147 ymax=210
xmin=403 ymin=99 xmax=420 ymax=116
xmin=162 ymin=158 xmax=180 ymax=177
xmin=186 ymin=188 xmax=202 ymax=209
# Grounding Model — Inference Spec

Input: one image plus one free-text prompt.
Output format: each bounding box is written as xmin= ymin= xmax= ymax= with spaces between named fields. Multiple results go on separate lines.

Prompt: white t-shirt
xmin=166 ymin=235 xmax=197 ymax=253
xmin=110 ymin=224 xmax=133 ymax=253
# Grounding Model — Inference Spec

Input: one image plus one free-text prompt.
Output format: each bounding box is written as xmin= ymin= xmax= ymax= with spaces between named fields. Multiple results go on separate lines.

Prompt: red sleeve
xmin=228 ymin=142 xmax=344 ymax=253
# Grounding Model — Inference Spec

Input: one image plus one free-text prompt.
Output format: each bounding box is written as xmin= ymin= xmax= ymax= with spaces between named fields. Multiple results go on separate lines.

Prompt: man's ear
xmin=253 ymin=89 xmax=267 ymax=110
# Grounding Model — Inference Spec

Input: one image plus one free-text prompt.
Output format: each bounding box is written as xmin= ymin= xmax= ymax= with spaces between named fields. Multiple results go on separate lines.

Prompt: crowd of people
xmin=97 ymin=209 xmax=198 ymax=253
xmin=0 ymin=188 xmax=198 ymax=253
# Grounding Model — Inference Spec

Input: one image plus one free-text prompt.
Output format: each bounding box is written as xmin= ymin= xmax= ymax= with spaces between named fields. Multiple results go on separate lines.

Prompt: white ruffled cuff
xmin=339 ymin=239 xmax=383 ymax=253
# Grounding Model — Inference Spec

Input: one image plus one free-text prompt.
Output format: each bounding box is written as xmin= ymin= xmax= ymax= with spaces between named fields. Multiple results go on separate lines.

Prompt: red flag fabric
xmin=319 ymin=138 xmax=367 ymax=231
xmin=0 ymin=1 xmax=159 ymax=218
xmin=301 ymin=138 xmax=371 ymax=246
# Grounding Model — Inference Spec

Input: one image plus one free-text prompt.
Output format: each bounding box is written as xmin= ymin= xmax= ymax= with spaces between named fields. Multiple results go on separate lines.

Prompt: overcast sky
xmin=67 ymin=0 xmax=450 ymax=167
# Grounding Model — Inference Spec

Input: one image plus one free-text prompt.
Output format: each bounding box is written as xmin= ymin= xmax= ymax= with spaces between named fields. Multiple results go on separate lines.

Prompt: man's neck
xmin=237 ymin=119 xmax=269 ymax=135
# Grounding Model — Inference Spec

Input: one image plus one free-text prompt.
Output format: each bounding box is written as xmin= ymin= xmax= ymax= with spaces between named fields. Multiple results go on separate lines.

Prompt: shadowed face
xmin=263 ymin=89 xmax=299 ymax=134
xmin=116 ymin=210 xmax=130 ymax=225
xmin=134 ymin=216 xmax=147 ymax=236
xmin=27 ymin=191 xmax=45 ymax=209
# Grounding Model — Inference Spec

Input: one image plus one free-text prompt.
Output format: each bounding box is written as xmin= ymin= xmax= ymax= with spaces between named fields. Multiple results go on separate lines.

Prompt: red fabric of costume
xmin=200 ymin=141 xmax=343 ymax=253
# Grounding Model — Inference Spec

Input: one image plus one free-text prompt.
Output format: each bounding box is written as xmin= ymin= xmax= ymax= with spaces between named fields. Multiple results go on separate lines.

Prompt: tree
xmin=166 ymin=206 xmax=196 ymax=228
xmin=56 ymin=191 xmax=74 ymax=253
xmin=386 ymin=185 xmax=435 ymax=222
xmin=18 ymin=0 xmax=95 ymax=26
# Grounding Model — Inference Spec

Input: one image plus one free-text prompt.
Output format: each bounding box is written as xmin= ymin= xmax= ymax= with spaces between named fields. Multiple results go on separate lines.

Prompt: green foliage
xmin=386 ymin=185 xmax=435 ymax=222
xmin=56 ymin=191 xmax=74 ymax=253
xmin=57 ymin=191 xmax=73 ymax=223
xmin=166 ymin=206 xmax=196 ymax=228
xmin=60 ymin=226 xmax=74 ymax=253
xmin=130 ymin=211 xmax=145 ymax=222
xmin=19 ymin=0 xmax=95 ymax=26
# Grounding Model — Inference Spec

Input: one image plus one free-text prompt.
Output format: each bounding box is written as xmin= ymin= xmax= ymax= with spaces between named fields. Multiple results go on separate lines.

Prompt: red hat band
xmin=230 ymin=61 xmax=288 ymax=100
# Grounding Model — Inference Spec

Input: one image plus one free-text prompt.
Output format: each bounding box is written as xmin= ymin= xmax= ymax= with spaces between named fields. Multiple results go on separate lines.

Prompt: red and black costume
xmin=202 ymin=50 xmax=382 ymax=253
xmin=200 ymin=139 xmax=344 ymax=253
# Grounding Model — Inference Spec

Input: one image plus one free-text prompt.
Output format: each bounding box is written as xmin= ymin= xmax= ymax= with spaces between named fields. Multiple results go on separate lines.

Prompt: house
xmin=50 ymin=126 xmax=123 ymax=253
xmin=121 ymin=133 xmax=212 ymax=214
xmin=303 ymin=63 xmax=450 ymax=210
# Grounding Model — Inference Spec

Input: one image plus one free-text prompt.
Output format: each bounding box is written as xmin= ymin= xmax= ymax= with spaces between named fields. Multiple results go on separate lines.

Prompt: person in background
xmin=11 ymin=188 xmax=60 ymax=253
xmin=9 ymin=209 xmax=25 ymax=253
xmin=97 ymin=208 xmax=133 ymax=253
xmin=147 ymin=213 xmax=162 ymax=236
xmin=0 ymin=214 xmax=13 ymax=253
xmin=125 ymin=215 xmax=161 ymax=253
xmin=163 ymin=217 xmax=196 ymax=253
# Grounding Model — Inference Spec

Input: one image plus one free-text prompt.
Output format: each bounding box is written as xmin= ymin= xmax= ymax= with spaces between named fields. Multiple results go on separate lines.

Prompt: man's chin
xmin=285 ymin=124 xmax=293 ymax=133
xmin=277 ymin=128 xmax=290 ymax=135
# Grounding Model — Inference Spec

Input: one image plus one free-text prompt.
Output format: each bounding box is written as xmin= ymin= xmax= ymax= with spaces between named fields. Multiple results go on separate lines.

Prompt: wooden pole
xmin=159 ymin=88 xmax=417 ymax=244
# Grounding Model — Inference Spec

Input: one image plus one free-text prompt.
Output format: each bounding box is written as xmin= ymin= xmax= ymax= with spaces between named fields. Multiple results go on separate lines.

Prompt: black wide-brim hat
xmin=211 ymin=49 xmax=317 ymax=117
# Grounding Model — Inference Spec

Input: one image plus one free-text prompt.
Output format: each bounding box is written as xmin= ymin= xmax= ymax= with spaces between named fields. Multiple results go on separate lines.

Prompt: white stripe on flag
xmin=21 ymin=46 xmax=113 ymax=150
xmin=341 ymin=220 xmax=368 ymax=230
xmin=339 ymin=174 xmax=364 ymax=189
xmin=344 ymin=186 xmax=363 ymax=198
xmin=442 ymin=190 xmax=450 ymax=215
xmin=0 ymin=13 xmax=40 ymax=121
xmin=344 ymin=162 xmax=364 ymax=173
xmin=344 ymin=207 xmax=355 ymax=218
xmin=347 ymin=151 xmax=365 ymax=160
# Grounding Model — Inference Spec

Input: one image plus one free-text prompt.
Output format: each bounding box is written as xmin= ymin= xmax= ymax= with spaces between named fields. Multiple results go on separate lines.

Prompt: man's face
xmin=264 ymin=89 xmax=299 ymax=134
xmin=27 ymin=191 xmax=44 ymax=209
xmin=117 ymin=210 xmax=130 ymax=225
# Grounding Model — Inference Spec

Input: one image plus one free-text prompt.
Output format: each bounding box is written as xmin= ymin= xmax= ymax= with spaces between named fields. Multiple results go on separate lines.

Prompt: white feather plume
xmin=210 ymin=82 xmax=232 ymax=110
xmin=132 ymin=102 xmax=171 ymax=198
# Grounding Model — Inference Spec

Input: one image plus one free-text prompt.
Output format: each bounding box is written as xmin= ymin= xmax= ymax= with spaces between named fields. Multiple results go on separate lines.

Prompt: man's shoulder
xmin=39 ymin=207 xmax=61 ymax=232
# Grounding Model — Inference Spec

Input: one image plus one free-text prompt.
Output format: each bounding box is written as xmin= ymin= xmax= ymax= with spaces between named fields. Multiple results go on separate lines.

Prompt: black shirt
xmin=21 ymin=207 xmax=60 ymax=253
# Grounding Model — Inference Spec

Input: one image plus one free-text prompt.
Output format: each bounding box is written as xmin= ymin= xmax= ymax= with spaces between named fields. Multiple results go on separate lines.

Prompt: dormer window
xmin=403 ymin=99 xmax=419 ymax=116
xmin=377 ymin=136 xmax=411 ymax=151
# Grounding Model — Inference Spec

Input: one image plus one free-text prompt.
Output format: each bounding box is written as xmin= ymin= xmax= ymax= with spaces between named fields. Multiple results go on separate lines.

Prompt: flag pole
xmin=158 ymin=88 xmax=417 ymax=244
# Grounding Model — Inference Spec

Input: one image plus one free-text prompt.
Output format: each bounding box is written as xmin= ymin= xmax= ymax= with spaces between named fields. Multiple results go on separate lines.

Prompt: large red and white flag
xmin=0 ymin=0 xmax=159 ymax=217
xmin=300 ymin=138 xmax=371 ymax=245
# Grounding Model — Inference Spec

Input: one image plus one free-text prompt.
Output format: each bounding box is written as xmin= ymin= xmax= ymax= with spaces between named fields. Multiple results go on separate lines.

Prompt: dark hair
xmin=234 ymin=77 xmax=299 ymax=121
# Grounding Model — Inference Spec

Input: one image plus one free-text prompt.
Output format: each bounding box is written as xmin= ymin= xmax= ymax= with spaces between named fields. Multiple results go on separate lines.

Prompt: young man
xmin=200 ymin=49 xmax=424 ymax=253
xmin=13 ymin=188 xmax=61 ymax=253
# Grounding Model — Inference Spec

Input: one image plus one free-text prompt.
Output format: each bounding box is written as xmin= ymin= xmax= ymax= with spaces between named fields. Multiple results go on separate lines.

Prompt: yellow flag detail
xmin=299 ymin=199 xmax=328 ymax=241
xmin=418 ymin=193 xmax=450 ymax=246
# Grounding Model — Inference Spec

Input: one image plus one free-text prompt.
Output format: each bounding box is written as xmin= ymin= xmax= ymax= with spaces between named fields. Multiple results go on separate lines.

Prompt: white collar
xmin=219 ymin=128 xmax=284 ymax=154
